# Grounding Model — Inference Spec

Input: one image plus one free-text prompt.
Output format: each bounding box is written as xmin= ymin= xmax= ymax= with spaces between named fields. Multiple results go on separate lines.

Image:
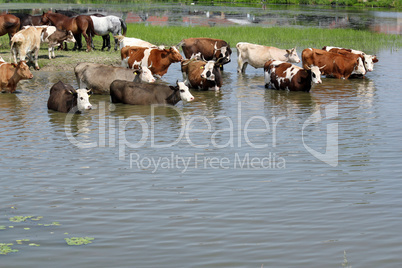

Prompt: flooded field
xmin=1 ymin=2 xmax=402 ymax=268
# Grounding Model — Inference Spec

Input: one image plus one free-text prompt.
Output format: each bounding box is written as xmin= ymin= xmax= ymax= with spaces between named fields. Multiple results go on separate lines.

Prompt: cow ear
xmin=86 ymin=88 xmax=93 ymax=96
xmin=169 ymin=86 xmax=176 ymax=91
xmin=161 ymin=52 xmax=168 ymax=58
xmin=11 ymin=63 xmax=17 ymax=68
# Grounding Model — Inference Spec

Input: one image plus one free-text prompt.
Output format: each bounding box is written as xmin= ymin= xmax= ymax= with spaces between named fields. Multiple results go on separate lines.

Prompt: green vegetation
xmin=126 ymin=24 xmax=401 ymax=52
xmin=0 ymin=243 xmax=18 ymax=255
xmin=65 ymin=237 xmax=95 ymax=246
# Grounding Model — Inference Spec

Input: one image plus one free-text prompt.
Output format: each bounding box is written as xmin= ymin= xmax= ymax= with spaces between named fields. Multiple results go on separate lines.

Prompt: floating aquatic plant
xmin=65 ymin=237 xmax=94 ymax=246
xmin=9 ymin=216 xmax=34 ymax=222
xmin=0 ymin=243 xmax=18 ymax=255
xmin=0 ymin=225 xmax=6 ymax=230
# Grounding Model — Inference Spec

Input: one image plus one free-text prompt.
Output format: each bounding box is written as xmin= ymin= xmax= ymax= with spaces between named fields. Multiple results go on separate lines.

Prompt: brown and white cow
xmin=181 ymin=57 xmax=224 ymax=91
xmin=236 ymin=42 xmax=301 ymax=74
xmin=40 ymin=26 xmax=76 ymax=59
xmin=322 ymin=46 xmax=378 ymax=72
xmin=75 ymin=62 xmax=155 ymax=95
xmin=302 ymin=48 xmax=366 ymax=79
xmin=0 ymin=58 xmax=33 ymax=93
xmin=47 ymin=81 xmax=92 ymax=113
xmin=11 ymin=26 xmax=44 ymax=70
xmin=121 ymin=45 xmax=182 ymax=77
xmin=181 ymin=37 xmax=232 ymax=66
xmin=264 ymin=60 xmax=322 ymax=92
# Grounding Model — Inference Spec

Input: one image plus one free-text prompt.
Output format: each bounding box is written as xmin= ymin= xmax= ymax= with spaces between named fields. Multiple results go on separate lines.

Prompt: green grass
xmin=126 ymin=24 xmax=401 ymax=53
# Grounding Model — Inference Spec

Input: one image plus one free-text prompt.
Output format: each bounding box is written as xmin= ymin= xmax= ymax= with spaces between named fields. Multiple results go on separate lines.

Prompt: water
xmin=1 ymin=3 xmax=402 ymax=267
xmin=1 ymin=47 xmax=401 ymax=267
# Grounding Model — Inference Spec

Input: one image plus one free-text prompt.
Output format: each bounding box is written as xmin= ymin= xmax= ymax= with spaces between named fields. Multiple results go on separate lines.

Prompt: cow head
xmin=363 ymin=54 xmax=377 ymax=72
xmin=132 ymin=60 xmax=155 ymax=83
xmin=306 ymin=65 xmax=323 ymax=84
xmin=213 ymin=42 xmax=231 ymax=65
xmin=165 ymin=46 xmax=183 ymax=62
xmin=200 ymin=60 xmax=216 ymax=81
xmin=286 ymin=48 xmax=301 ymax=63
xmin=353 ymin=57 xmax=367 ymax=75
xmin=176 ymin=81 xmax=194 ymax=102
xmin=70 ymin=88 xmax=92 ymax=112
xmin=14 ymin=61 xmax=33 ymax=80
xmin=65 ymin=31 xmax=76 ymax=43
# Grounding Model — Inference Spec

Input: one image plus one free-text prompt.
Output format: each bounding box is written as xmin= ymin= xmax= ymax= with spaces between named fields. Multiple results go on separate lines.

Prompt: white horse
xmin=90 ymin=15 xmax=127 ymax=51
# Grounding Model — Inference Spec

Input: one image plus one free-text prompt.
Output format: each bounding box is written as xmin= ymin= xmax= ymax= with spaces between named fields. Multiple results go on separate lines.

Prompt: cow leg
xmin=237 ymin=56 xmax=246 ymax=73
xmin=11 ymin=48 xmax=18 ymax=64
xmin=34 ymin=48 xmax=40 ymax=70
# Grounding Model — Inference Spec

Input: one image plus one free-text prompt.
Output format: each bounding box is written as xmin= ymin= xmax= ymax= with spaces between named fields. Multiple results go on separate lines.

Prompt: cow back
xmin=47 ymin=81 xmax=76 ymax=113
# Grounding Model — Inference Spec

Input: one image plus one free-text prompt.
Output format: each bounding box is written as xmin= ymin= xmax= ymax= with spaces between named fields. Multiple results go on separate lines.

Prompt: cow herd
xmin=0 ymin=12 xmax=379 ymax=114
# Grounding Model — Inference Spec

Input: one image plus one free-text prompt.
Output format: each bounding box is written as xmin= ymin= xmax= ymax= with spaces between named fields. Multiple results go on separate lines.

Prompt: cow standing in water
xmin=47 ymin=81 xmax=92 ymax=113
xmin=181 ymin=57 xmax=224 ymax=91
xmin=264 ymin=60 xmax=322 ymax=92
xmin=121 ymin=46 xmax=182 ymax=77
xmin=180 ymin=37 xmax=232 ymax=68
xmin=302 ymin=48 xmax=366 ymax=79
xmin=236 ymin=42 xmax=300 ymax=73
xmin=110 ymin=80 xmax=194 ymax=106
xmin=0 ymin=57 xmax=33 ymax=93
xmin=75 ymin=62 xmax=155 ymax=95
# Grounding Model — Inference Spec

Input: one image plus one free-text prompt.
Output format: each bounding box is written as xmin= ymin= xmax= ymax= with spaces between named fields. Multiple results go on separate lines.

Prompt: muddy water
xmin=1 ymin=47 xmax=402 ymax=267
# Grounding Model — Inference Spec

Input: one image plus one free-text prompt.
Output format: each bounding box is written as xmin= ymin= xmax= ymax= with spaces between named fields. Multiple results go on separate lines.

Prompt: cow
xmin=47 ymin=81 xmax=92 ymax=113
xmin=236 ymin=42 xmax=300 ymax=73
xmin=0 ymin=58 xmax=33 ymax=93
xmin=302 ymin=48 xmax=366 ymax=79
xmin=110 ymin=80 xmax=194 ymax=106
xmin=322 ymin=46 xmax=378 ymax=72
xmin=180 ymin=37 xmax=232 ymax=67
xmin=121 ymin=46 xmax=183 ymax=77
xmin=74 ymin=62 xmax=155 ymax=95
xmin=11 ymin=26 xmax=44 ymax=70
xmin=116 ymin=35 xmax=158 ymax=50
xmin=39 ymin=26 xmax=76 ymax=59
xmin=181 ymin=57 xmax=224 ymax=91
xmin=264 ymin=60 xmax=322 ymax=92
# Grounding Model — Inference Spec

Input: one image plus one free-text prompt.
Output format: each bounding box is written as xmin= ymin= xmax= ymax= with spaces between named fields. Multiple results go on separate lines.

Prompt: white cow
xmin=11 ymin=26 xmax=45 ymax=70
xmin=236 ymin=42 xmax=301 ymax=73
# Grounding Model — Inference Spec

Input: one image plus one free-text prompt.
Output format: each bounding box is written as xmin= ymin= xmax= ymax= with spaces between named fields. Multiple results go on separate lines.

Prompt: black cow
xmin=47 ymin=81 xmax=92 ymax=113
xmin=110 ymin=80 xmax=194 ymax=106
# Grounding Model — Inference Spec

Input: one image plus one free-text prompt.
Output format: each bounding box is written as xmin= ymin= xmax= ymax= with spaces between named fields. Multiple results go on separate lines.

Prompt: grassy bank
xmin=127 ymin=24 xmax=401 ymax=53
xmin=0 ymin=24 xmax=400 ymax=71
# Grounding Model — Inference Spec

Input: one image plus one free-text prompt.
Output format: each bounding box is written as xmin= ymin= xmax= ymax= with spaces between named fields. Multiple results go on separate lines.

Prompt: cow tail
xmin=120 ymin=19 xmax=127 ymax=36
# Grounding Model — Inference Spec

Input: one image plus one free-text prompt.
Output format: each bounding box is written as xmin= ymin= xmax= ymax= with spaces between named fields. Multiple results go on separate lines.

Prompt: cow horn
xmin=148 ymin=61 xmax=153 ymax=68
xmin=214 ymin=42 xmax=218 ymax=51
xmin=201 ymin=55 xmax=207 ymax=62
xmin=305 ymin=65 xmax=311 ymax=70
xmin=319 ymin=65 xmax=326 ymax=69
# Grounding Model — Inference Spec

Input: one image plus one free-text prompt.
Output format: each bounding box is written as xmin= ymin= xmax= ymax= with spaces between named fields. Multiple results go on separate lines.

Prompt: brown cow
xmin=0 ymin=58 xmax=33 ymax=93
xmin=121 ymin=45 xmax=182 ymax=77
xmin=322 ymin=46 xmax=378 ymax=72
xmin=180 ymin=38 xmax=232 ymax=67
xmin=302 ymin=48 xmax=366 ymax=79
